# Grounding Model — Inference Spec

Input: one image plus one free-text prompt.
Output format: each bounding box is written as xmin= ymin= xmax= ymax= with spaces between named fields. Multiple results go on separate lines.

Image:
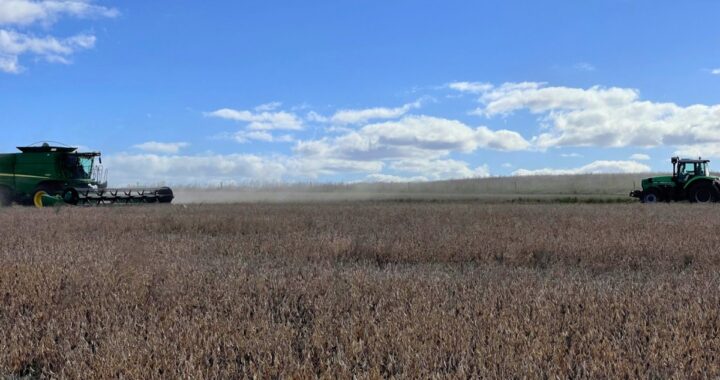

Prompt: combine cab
xmin=0 ymin=143 xmax=173 ymax=207
xmin=630 ymin=157 xmax=720 ymax=203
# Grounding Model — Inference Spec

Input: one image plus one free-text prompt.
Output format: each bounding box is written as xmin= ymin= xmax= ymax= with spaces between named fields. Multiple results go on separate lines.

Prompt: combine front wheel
xmin=62 ymin=188 xmax=80 ymax=205
xmin=32 ymin=190 xmax=48 ymax=208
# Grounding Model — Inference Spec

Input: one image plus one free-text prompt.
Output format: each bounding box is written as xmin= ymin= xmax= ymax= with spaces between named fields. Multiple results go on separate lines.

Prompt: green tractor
xmin=0 ymin=143 xmax=173 ymax=207
xmin=630 ymin=157 xmax=720 ymax=203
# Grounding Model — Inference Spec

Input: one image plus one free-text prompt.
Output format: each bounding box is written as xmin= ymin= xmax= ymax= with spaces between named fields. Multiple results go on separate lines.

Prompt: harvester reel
xmin=71 ymin=187 xmax=174 ymax=206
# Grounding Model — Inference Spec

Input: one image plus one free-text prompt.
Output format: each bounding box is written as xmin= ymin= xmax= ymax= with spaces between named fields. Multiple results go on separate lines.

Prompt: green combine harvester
xmin=0 ymin=143 xmax=173 ymax=208
xmin=631 ymin=157 xmax=720 ymax=203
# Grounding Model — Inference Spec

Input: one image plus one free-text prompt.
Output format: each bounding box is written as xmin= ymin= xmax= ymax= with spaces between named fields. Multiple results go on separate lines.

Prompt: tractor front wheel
xmin=689 ymin=183 xmax=717 ymax=203
xmin=641 ymin=189 xmax=660 ymax=203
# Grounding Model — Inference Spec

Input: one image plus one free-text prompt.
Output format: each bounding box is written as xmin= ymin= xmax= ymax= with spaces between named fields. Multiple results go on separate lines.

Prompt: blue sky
xmin=1 ymin=0 xmax=719 ymax=185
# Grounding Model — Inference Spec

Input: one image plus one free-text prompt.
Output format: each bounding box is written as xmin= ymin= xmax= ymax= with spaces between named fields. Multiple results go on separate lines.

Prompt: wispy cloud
xmin=105 ymin=153 xmax=289 ymax=186
xmin=447 ymin=81 xmax=493 ymax=94
xmin=0 ymin=0 xmax=118 ymax=26
xmin=133 ymin=141 xmax=190 ymax=154
xmin=362 ymin=173 xmax=429 ymax=183
xmin=560 ymin=153 xmax=583 ymax=158
xmin=513 ymin=160 xmax=650 ymax=176
xmin=629 ymin=153 xmax=650 ymax=161
xmin=254 ymin=102 xmax=282 ymax=112
xmin=328 ymin=100 xmax=423 ymax=125
xmin=0 ymin=30 xmax=96 ymax=72
xmin=232 ymin=130 xmax=294 ymax=143
xmin=206 ymin=107 xmax=304 ymax=130
xmin=573 ymin=62 xmax=596 ymax=72
xmin=0 ymin=0 xmax=117 ymax=73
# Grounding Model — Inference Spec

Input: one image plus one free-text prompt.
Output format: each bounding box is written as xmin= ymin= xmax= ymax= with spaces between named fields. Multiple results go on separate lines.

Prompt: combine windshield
xmin=63 ymin=155 xmax=94 ymax=179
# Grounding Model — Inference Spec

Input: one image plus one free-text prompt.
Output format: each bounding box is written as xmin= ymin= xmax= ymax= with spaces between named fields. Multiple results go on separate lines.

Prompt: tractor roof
xmin=678 ymin=158 xmax=710 ymax=164
xmin=672 ymin=156 xmax=709 ymax=164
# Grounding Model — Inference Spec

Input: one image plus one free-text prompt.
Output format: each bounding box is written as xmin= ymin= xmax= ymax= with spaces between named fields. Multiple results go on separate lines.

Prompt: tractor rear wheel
xmin=689 ymin=183 xmax=716 ymax=203
xmin=641 ymin=189 xmax=660 ymax=203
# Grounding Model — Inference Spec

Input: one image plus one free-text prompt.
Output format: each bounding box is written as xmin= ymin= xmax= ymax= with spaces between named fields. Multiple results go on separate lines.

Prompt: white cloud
xmin=132 ymin=141 xmax=189 ymax=154
xmin=0 ymin=0 xmax=116 ymax=73
xmin=711 ymin=68 xmax=720 ymax=75
xmin=0 ymin=29 xmax=95 ymax=72
xmin=478 ymin=82 xmax=639 ymax=117
xmin=573 ymin=62 xmax=596 ymax=72
xmin=206 ymin=108 xmax=303 ymax=130
xmin=390 ymin=158 xmax=490 ymax=180
xmin=560 ymin=153 xmax=583 ymax=158
xmin=513 ymin=160 xmax=650 ymax=176
xmin=105 ymin=153 xmax=289 ymax=185
xmin=0 ymin=0 xmax=118 ymax=26
xmin=294 ymin=116 xmax=530 ymax=164
xmin=629 ymin=153 xmax=650 ymax=161
xmin=675 ymin=144 xmax=720 ymax=159
xmin=285 ymin=115 xmax=514 ymax=181
xmin=475 ymin=126 xmax=531 ymax=151
xmin=448 ymin=81 xmax=493 ymax=93
xmin=451 ymin=82 xmax=720 ymax=150
xmin=329 ymin=100 xmax=422 ymax=125
xmin=233 ymin=131 xmax=294 ymax=143
xmin=363 ymin=173 xmax=428 ymax=183
xmin=306 ymin=111 xmax=329 ymax=123
xmin=254 ymin=102 xmax=281 ymax=112
xmin=284 ymin=156 xmax=383 ymax=179
xmin=115 ymin=105 xmax=530 ymax=183
xmin=0 ymin=52 xmax=17 ymax=71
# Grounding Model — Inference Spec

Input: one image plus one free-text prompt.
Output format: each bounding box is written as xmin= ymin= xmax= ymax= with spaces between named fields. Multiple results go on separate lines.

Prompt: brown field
xmin=2 ymin=202 xmax=720 ymax=378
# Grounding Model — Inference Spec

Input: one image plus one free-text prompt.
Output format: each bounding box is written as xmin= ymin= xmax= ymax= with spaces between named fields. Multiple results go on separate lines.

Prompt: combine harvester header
xmin=0 ymin=143 xmax=173 ymax=207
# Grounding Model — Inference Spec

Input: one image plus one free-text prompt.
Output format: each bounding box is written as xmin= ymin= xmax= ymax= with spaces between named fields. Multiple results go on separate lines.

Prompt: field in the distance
xmin=2 ymin=202 xmax=720 ymax=378
xmin=172 ymin=172 xmax=652 ymax=203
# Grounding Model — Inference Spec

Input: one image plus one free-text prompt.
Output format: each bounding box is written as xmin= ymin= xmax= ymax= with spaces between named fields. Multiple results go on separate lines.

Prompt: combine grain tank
xmin=0 ymin=143 xmax=173 ymax=207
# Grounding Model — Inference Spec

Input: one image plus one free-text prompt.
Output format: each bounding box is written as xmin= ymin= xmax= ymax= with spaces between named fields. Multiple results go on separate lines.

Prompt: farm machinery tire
xmin=641 ymin=189 xmax=660 ymax=203
xmin=689 ymin=182 xmax=717 ymax=203
xmin=0 ymin=186 xmax=12 ymax=207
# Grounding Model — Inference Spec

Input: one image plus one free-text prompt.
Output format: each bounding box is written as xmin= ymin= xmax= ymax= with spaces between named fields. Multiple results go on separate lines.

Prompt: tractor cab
xmin=672 ymin=157 xmax=710 ymax=185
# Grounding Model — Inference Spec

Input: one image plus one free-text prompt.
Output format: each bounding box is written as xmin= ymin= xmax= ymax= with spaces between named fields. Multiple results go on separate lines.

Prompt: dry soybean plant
xmin=0 ymin=202 xmax=719 ymax=378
